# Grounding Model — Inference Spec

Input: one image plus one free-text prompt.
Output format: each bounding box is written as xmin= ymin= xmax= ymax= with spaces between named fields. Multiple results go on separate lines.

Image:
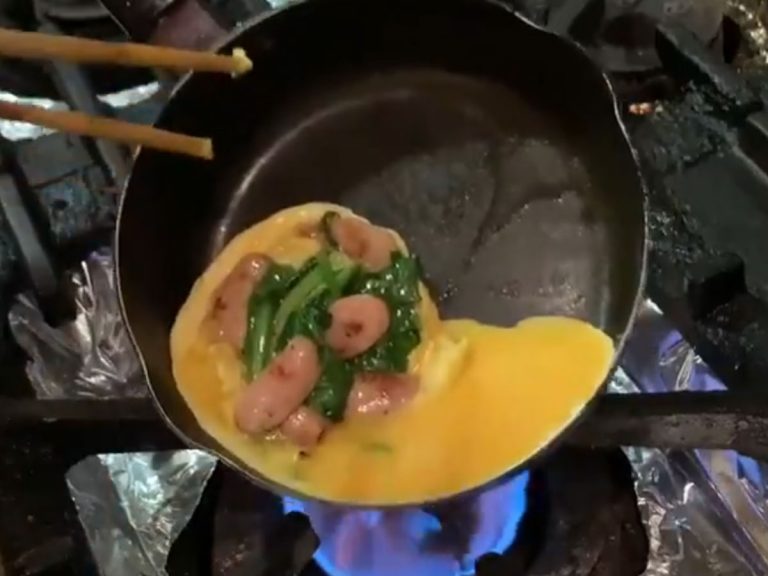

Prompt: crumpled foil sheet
xmin=610 ymin=301 xmax=768 ymax=576
xmin=8 ymin=248 xmax=218 ymax=576
xmin=8 ymin=247 xmax=145 ymax=399
xmin=66 ymin=451 xmax=217 ymax=576
xmin=98 ymin=82 xmax=161 ymax=108
xmin=0 ymin=82 xmax=160 ymax=141
xmin=0 ymin=90 xmax=67 ymax=140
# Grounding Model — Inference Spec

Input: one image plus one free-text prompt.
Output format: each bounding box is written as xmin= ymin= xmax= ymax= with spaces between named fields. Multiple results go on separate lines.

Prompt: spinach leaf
xmin=241 ymin=246 xmax=423 ymax=419
xmin=320 ymin=211 xmax=340 ymax=248
xmin=305 ymin=347 xmax=354 ymax=421
xmin=275 ymin=293 xmax=333 ymax=352
xmin=347 ymin=251 xmax=422 ymax=304
xmin=242 ymin=298 xmax=276 ymax=380
xmin=347 ymin=252 xmax=423 ymax=373
xmin=268 ymin=252 xmax=359 ymax=421
xmin=258 ymin=262 xmax=301 ymax=297
xmin=273 ymin=251 xmax=356 ymax=345
xmin=242 ymin=262 xmax=299 ymax=380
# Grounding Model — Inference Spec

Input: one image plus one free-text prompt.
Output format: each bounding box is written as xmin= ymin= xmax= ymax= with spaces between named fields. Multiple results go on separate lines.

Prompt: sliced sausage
xmin=280 ymin=406 xmax=331 ymax=451
xmin=210 ymin=253 xmax=271 ymax=347
xmin=329 ymin=217 xmax=398 ymax=272
xmin=344 ymin=373 xmax=419 ymax=418
xmin=326 ymin=294 xmax=390 ymax=359
xmin=234 ymin=337 xmax=320 ymax=435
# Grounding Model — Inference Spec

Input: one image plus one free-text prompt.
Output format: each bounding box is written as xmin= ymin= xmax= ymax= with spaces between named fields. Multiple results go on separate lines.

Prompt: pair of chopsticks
xmin=0 ymin=28 xmax=254 ymax=160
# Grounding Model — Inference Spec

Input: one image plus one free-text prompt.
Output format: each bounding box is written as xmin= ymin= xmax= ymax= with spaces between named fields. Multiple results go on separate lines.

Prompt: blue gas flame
xmin=283 ymin=471 xmax=529 ymax=576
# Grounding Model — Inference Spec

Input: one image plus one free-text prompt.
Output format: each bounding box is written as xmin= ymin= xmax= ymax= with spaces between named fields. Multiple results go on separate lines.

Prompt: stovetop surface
xmin=1 ymin=418 xmax=647 ymax=576
xmin=0 ymin=0 xmax=767 ymax=575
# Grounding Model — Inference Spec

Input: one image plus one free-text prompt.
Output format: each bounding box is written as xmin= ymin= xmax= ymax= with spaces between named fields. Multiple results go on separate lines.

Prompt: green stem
xmin=273 ymin=252 xmax=354 ymax=339
xmin=243 ymin=296 xmax=277 ymax=381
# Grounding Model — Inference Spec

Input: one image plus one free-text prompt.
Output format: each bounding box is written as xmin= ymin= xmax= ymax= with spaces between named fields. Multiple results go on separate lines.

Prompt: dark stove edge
xmin=0 ymin=396 xmax=158 ymax=424
xmin=570 ymin=391 xmax=768 ymax=461
xmin=5 ymin=391 xmax=768 ymax=463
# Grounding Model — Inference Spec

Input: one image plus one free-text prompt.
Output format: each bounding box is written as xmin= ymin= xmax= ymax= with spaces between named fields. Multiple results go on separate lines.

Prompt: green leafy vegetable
xmin=276 ymin=293 xmax=332 ymax=351
xmin=320 ymin=211 xmax=340 ymax=248
xmin=273 ymin=251 xmax=354 ymax=339
xmin=305 ymin=347 xmax=354 ymax=421
xmin=240 ymin=242 xmax=423 ymax=421
xmin=242 ymin=262 xmax=299 ymax=380
xmin=260 ymin=262 xmax=303 ymax=296
xmin=242 ymin=299 xmax=276 ymax=380
xmin=346 ymin=252 xmax=423 ymax=373
xmin=270 ymin=254 xmax=358 ymax=421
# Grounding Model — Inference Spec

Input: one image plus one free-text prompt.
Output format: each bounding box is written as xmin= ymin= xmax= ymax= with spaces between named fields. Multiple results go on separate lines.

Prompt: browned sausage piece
xmin=234 ymin=337 xmax=320 ymax=435
xmin=344 ymin=373 xmax=419 ymax=418
xmin=210 ymin=253 xmax=271 ymax=347
xmin=326 ymin=294 xmax=390 ymax=359
xmin=279 ymin=406 xmax=331 ymax=451
xmin=329 ymin=217 xmax=398 ymax=272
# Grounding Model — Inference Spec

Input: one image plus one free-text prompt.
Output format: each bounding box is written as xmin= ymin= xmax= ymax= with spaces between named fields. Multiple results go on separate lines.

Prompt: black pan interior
xmin=117 ymin=0 xmax=645 ymax=497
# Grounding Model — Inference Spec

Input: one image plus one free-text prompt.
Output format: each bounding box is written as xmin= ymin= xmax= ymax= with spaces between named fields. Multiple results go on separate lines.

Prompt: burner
xmin=283 ymin=472 xmax=530 ymax=576
xmin=545 ymin=0 xmax=727 ymax=73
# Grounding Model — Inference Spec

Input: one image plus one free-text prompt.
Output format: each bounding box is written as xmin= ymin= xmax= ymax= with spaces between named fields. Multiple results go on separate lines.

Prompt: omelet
xmin=170 ymin=202 xmax=614 ymax=505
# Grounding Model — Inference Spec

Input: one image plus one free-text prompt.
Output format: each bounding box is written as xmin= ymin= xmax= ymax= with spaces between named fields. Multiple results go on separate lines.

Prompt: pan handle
xmin=98 ymin=0 xmax=228 ymax=50
xmin=568 ymin=390 xmax=768 ymax=461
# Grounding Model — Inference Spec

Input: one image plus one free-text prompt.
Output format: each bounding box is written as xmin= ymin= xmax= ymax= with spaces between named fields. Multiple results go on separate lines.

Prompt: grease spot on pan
xmin=341 ymin=134 xmax=612 ymax=330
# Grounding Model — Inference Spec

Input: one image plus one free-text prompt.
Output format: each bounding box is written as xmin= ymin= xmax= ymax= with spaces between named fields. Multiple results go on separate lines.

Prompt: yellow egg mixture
xmin=170 ymin=203 xmax=614 ymax=505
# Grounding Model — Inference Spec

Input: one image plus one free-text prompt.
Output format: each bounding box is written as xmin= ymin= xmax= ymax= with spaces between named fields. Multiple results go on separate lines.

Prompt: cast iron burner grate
xmin=546 ymin=0 xmax=726 ymax=73
xmin=514 ymin=0 xmax=735 ymax=102
xmin=202 ymin=450 xmax=645 ymax=576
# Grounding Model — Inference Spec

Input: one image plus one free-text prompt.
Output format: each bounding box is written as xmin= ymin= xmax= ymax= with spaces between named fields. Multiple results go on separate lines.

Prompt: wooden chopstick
xmin=0 ymin=101 xmax=213 ymax=160
xmin=0 ymin=28 xmax=252 ymax=77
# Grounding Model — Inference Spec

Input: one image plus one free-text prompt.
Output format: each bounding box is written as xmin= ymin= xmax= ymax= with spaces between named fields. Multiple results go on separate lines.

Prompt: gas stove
xmin=1 ymin=1 xmax=768 ymax=575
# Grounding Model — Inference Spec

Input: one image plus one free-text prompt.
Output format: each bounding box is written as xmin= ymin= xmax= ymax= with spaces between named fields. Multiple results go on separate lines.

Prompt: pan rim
xmin=114 ymin=0 xmax=649 ymax=509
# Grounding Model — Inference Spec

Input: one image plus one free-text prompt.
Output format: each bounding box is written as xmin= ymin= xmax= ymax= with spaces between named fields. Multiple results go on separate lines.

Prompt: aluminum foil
xmin=8 ymin=247 xmax=146 ymax=399
xmin=0 ymin=82 xmax=161 ymax=141
xmin=0 ymin=90 xmax=67 ymax=140
xmin=610 ymin=301 xmax=768 ymax=576
xmin=66 ymin=451 xmax=217 ymax=576
xmin=8 ymin=248 xmax=219 ymax=575
xmin=97 ymin=82 xmax=161 ymax=108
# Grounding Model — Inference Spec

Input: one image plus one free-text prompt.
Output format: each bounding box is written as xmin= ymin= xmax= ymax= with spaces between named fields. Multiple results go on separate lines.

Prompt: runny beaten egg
xmin=170 ymin=202 xmax=614 ymax=505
